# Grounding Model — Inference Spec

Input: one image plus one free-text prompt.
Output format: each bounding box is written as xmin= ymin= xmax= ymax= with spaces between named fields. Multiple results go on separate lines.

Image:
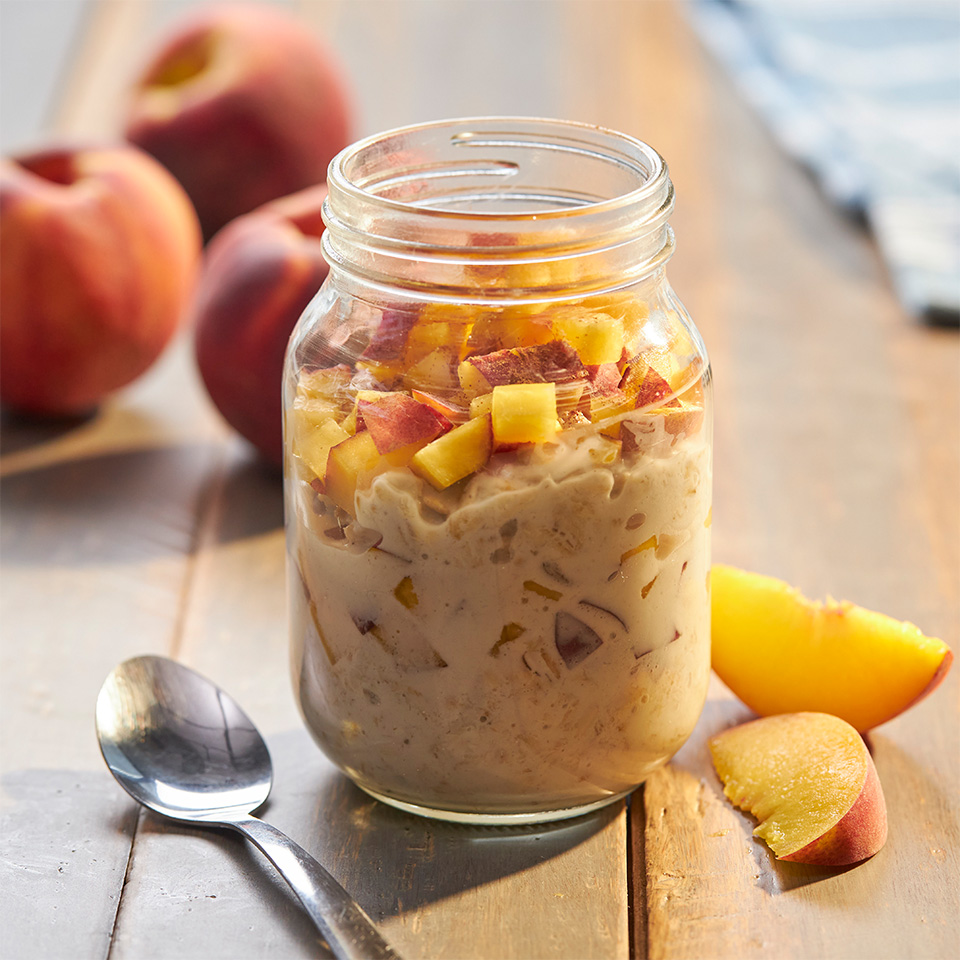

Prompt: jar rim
xmin=321 ymin=117 xmax=675 ymax=303
xmin=325 ymin=116 xmax=669 ymax=221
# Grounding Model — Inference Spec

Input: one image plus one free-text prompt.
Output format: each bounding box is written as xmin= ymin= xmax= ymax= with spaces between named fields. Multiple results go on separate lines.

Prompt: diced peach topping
xmin=469 ymin=392 xmax=493 ymax=419
xmin=293 ymin=281 xmax=707 ymax=515
xmin=411 ymin=388 xmax=468 ymax=422
xmin=358 ymin=392 xmax=450 ymax=454
xmin=324 ymin=430 xmax=382 ymax=513
xmin=551 ymin=307 xmax=624 ymax=365
xmin=298 ymin=418 xmax=350 ymax=479
xmin=492 ymin=382 xmax=559 ymax=445
xmin=404 ymin=346 xmax=460 ymax=393
xmin=465 ymin=310 xmax=554 ymax=356
xmin=405 ymin=317 xmax=471 ymax=366
xmin=410 ymin=414 xmax=493 ymax=490
xmin=457 ymin=358 xmax=492 ymax=397
xmin=297 ymin=364 xmax=353 ymax=404
xmin=620 ymin=362 xmax=673 ymax=409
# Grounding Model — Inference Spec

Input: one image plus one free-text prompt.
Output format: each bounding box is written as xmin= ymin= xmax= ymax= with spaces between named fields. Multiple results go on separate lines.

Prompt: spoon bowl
xmin=97 ymin=655 xmax=399 ymax=960
xmin=97 ymin=655 xmax=271 ymax=820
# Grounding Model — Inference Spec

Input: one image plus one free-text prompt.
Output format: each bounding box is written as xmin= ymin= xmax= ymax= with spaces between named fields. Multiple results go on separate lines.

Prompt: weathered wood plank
xmin=0 ymin=771 xmax=139 ymax=960
xmin=628 ymin=6 xmax=960 ymax=960
xmin=636 ymin=675 xmax=959 ymax=960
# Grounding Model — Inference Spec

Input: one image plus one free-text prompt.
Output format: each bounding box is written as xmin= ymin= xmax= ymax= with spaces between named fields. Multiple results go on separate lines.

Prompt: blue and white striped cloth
xmin=690 ymin=0 xmax=960 ymax=323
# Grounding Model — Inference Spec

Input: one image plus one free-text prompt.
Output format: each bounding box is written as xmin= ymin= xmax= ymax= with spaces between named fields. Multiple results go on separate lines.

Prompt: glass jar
xmin=284 ymin=117 xmax=712 ymax=824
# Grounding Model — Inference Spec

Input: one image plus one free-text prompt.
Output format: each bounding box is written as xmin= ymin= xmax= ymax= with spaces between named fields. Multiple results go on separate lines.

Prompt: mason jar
xmin=284 ymin=117 xmax=712 ymax=824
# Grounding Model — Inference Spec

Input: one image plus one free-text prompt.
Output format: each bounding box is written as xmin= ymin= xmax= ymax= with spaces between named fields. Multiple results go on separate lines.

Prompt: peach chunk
xmin=403 ymin=345 xmax=460 ymax=394
xmin=410 ymin=413 xmax=493 ymax=490
xmin=404 ymin=312 xmax=471 ymax=365
xmin=357 ymin=392 xmax=450 ymax=453
xmin=460 ymin=340 xmax=586 ymax=391
xmin=323 ymin=430 xmax=381 ymax=513
xmin=491 ymin=382 xmax=559 ymax=445
xmin=620 ymin=362 xmax=673 ymax=409
xmin=469 ymin=392 xmax=493 ymax=419
xmin=359 ymin=309 xmax=417 ymax=363
xmin=551 ymin=307 xmax=624 ymax=365
xmin=296 ymin=417 xmax=350 ymax=478
xmin=464 ymin=309 xmax=554 ymax=355
xmin=411 ymin=388 xmax=468 ymax=422
xmin=297 ymin=364 xmax=353 ymax=405
xmin=709 ymin=712 xmax=887 ymax=865
xmin=711 ymin=564 xmax=953 ymax=731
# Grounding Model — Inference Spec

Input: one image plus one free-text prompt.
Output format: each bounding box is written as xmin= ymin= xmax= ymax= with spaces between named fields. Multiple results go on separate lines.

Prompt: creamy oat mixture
xmin=289 ymin=422 xmax=710 ymax=815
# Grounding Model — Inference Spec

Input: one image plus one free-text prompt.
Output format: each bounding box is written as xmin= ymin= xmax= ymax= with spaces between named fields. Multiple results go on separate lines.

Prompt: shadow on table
xmin=1 ymin=431 xmax=285 ymax=565
xmin=104 ymin=726 xmax=625 ymax=957
xmin=209 ymin=450 xmax=284 ymax=545
xmin=258 ymin=728 xmax=624 ymax=924
xmin=0 ymin=407 xmax=96 ymax=456
xmin=0 ymin=442 xmax=219 ymax=565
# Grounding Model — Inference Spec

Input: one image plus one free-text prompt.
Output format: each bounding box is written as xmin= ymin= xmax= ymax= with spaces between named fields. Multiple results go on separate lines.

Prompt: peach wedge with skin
xmin=710 ymin=564 xmax=952 ymax=731
xmin=709 ymin=712 xmax=887 ymax=866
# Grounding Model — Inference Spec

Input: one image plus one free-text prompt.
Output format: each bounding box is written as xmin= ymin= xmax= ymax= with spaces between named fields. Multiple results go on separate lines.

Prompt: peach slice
xmin=711 ymin=564 xmax=953 ymax=731
xmin=709 ymin=712 xmax=887 ymax=865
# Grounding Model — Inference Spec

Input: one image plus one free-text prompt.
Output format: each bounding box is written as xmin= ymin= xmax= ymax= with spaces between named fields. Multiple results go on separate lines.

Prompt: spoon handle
xmin=228 ymin=815 xmax=401 ymax=960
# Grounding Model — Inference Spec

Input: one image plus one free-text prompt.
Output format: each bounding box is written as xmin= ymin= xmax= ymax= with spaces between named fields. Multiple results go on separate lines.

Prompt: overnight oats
xmin=284 ymin=118 xmax=712 ymax=823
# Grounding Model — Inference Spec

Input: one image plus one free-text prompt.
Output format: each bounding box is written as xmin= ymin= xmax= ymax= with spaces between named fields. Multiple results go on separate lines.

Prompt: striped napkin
xmin=689 ymin=0 xmax=960 ymax=324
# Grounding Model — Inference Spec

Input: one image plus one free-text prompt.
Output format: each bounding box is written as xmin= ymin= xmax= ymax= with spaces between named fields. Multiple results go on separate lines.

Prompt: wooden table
xmin=2 ymin=2 xmax=958 ymax=958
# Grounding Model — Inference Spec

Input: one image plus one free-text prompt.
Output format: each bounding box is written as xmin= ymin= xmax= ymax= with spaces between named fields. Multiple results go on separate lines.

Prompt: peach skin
xmin=0 ymin=145 xmax=200 ymax=416
xmin=125 ymin=3 xmax=351 ymax=239
xmin=193 ymin=184 xmax=329 ymax=463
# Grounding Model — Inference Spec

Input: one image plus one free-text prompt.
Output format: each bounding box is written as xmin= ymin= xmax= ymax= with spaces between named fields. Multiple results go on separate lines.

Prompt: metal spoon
xmin=96 ymin=655 xmax=400 ymax=960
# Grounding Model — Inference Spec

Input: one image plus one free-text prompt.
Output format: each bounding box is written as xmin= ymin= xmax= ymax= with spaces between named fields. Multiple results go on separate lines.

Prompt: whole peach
xmin=125 ymin=3 xmax=351 ymax=240
xmin=0 ymin=145 xmax=201 ymax=416
xmin=193 ymin=183 xmax=329 ymax=464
